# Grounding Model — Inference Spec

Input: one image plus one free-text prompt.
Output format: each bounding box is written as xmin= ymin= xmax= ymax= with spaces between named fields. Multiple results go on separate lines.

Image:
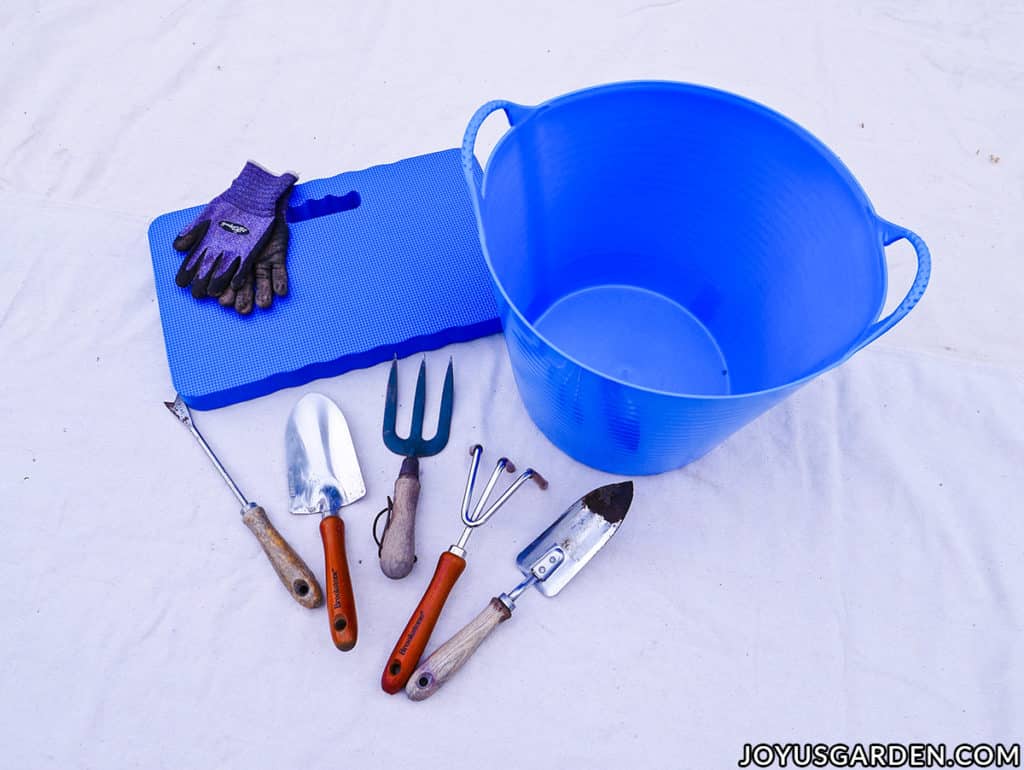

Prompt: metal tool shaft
xmin=165 ymin=395 xmax=248 ymax=509
xmin=504 ymin=575 xmax=536 ymax=604
xmin=188 ymin=424 xmax=248 ymax=507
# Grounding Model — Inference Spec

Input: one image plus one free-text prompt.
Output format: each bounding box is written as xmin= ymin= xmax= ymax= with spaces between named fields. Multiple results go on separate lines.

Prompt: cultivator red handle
xmin=381 ymin=551 xmax=466 ymax=693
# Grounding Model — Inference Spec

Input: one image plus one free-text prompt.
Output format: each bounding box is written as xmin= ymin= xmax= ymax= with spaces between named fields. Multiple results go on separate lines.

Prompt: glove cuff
xmin=223 ymin=162 xmax=298 ymax=216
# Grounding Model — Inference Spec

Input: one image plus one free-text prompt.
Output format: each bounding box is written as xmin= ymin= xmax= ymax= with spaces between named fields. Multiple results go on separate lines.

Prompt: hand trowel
xmin=405 ymin=481 xmax=634 ymax=700
xmin=286 ymin=393 xmax=365 ymax=650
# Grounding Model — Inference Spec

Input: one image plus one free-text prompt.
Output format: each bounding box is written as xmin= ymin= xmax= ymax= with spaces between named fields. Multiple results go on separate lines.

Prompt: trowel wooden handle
xmin=381 ymin=550 xmax=466 ymax=694
xmin=380 ymin=457 xmax=420 ymax=579
xmin=320 ymin=516 xmax=358 ymax=651
xmin=241 ymin=505 xmax=323 ymax=609
xmin=406 ymin=597 xmax=512 ymax=701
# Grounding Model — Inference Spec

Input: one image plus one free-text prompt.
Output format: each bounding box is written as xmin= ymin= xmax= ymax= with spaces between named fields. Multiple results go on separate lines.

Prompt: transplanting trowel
xmin=286 ymin=393 xmax=365 ymax=651
xmin=405 ymin=481 xmax=634 ymax=701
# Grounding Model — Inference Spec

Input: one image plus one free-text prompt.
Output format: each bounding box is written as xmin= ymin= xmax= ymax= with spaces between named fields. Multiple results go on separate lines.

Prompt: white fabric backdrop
xmin=2 ymin=1 xmax=1022 ymax=767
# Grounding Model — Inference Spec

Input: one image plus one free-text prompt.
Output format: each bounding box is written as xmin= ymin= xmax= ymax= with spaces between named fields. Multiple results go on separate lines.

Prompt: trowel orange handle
xmin=381 ymin=550 xmax=466 ymax=693
xmin=320 ymin=516 xmax=358 ymax=651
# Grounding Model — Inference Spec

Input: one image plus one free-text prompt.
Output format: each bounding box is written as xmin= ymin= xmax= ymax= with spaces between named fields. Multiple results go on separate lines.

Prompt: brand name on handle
xmin=332 ymin=569 xmax=341 ymax=609
xmin=399 ymin=611 xmax=424 ymax=655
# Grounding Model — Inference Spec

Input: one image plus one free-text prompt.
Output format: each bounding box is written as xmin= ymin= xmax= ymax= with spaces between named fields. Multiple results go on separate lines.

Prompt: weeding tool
xmin=406 ymin=481 xmax=634 ymax=700
xmin=380 ymin=444 xmax=547 ymax=694
xmin=286 ymin=393 xmax=366 ymax=650
xmin=377 ymin=356 xmax=455 ymax=580
xmin=163 ymin=394 xmax=322 ymax=608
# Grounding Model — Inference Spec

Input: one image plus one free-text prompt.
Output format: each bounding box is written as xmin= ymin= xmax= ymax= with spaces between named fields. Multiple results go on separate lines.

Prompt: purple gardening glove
xmin=173 ymin=162 xmax=297 ymax=299
xmin=217 ymin=191 xmax=292 ymax=315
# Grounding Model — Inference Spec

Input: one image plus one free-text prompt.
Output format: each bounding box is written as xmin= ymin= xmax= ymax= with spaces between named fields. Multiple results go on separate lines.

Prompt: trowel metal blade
xmin=516 ymin=481 xmax=633 ymax=597
xmin=285 ymin=394 xmax=366 ymax=515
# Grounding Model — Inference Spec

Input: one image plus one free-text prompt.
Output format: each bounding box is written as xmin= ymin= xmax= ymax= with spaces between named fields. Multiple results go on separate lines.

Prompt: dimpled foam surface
xmin=148 ymin=150 xmax=498 ymax=410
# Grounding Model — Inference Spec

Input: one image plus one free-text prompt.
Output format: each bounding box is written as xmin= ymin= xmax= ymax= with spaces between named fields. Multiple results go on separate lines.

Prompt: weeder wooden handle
xmin=380 ymin=457 xmax=420 ymax=579
xmin=241 ymin=505 xmax=323 ymax=609
xmin=381 ymin=550 xmax=466 ymax=693
xmin=320 ymin=516 xmax=358 ymax=651
xmin=406 ymin=597 xmax=512 ymax=701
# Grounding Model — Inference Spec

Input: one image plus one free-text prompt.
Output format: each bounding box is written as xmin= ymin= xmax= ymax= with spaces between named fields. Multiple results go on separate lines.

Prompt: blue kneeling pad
xmin=148 ymin=150 xmax=498 ymax=410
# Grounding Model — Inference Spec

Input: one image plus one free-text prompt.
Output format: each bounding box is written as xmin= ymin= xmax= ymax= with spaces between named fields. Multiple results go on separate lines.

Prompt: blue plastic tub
xmin=462 ymin=82 xmax=931 ymax=475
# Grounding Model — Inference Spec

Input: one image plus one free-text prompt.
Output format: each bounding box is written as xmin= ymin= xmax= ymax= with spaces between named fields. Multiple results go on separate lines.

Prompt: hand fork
xmin=377 ymin=356 xmax=454 ymax=579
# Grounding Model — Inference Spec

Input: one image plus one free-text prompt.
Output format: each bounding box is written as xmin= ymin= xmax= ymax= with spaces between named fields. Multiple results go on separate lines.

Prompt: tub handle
xmin=461 ymin=100 xmax=534 ymax=217
xmin=850 ymin=218 xmax=932 ymax=353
